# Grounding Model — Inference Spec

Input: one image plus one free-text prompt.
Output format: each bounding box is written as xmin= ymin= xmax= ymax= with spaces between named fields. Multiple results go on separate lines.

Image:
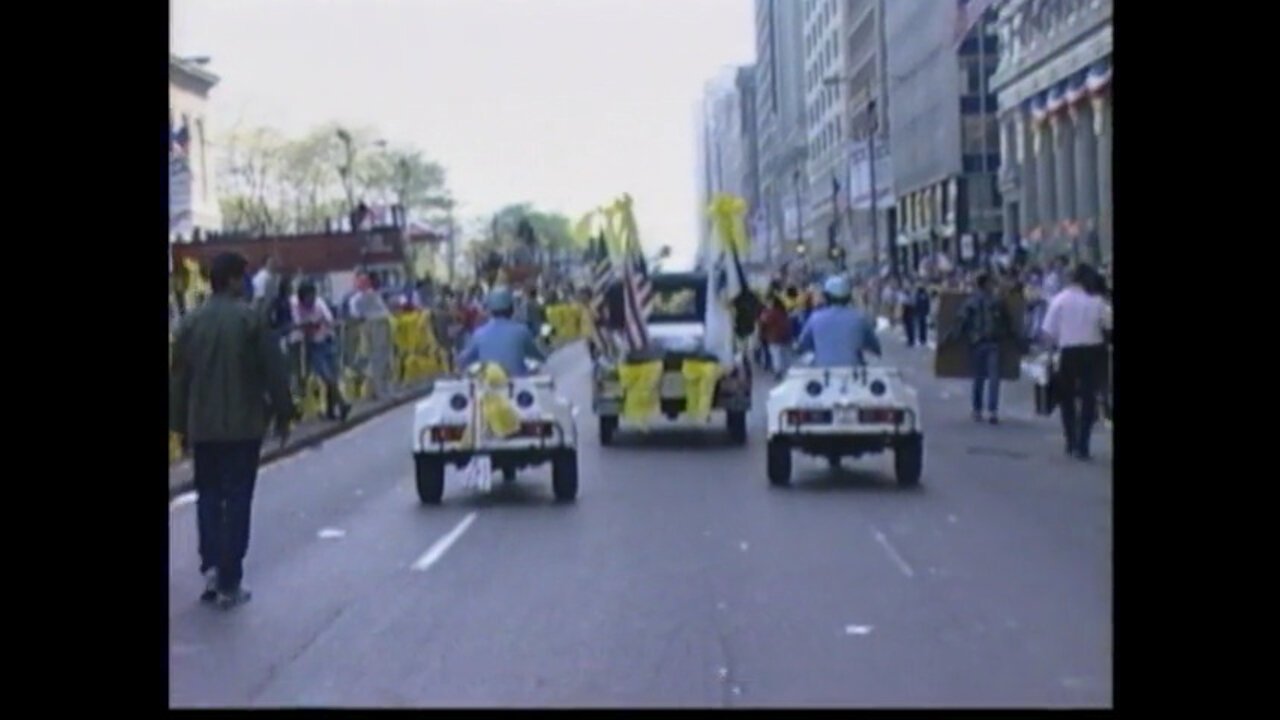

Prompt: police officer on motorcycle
xmin=457 ymin=286 xmax=546 ymax=377
xmin=795 ymin=275 xmax=882 ymax=367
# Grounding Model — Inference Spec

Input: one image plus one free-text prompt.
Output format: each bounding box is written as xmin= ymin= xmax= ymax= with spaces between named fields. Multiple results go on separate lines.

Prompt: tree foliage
xmin=217 ymin=123 xmax=451 ymax=236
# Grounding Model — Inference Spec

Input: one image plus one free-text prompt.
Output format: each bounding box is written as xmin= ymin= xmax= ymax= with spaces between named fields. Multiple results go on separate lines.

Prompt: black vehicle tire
xmin=552 ymin=449 xmax=579 ymax=502
xmin=767 ymin=438 xmax=791 ymax=487
xmin=599 ymin=415 xmax=618 ymax=446
xmin=727 ymin=410 xmax=747 ymax=445
xmin=502 ymin=466 xmax=517 ymax=484
xmin=894 ymin=435 xmax=924 ymax=487
xmin=414 ymin=455 xmax=446 ymax=505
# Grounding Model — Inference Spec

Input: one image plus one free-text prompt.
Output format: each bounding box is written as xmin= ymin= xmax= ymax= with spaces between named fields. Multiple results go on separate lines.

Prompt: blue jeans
xmin=305 ymin=339 xmax=339 ymax=383
xmin=970 ymin=342 xmax=1001 ymax=414
xmin=193 ymin=440 xmax=262 ymax=591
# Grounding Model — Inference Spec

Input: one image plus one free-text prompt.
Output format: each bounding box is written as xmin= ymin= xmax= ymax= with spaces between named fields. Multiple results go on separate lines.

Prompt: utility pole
xmin=868 ymin=100 xmax=880 ymax=276
xmin=446 ymin=200 xmax=456 ymax=285
xmin=335 ymin=128 xmax=356 ymax=221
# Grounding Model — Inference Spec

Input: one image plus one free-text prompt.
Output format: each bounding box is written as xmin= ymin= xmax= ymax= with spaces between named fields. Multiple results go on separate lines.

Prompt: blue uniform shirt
xmin=795 ymin=305 xmax=882 ymax=367
xmin=457 ymin=317 xmax=546 ymax=377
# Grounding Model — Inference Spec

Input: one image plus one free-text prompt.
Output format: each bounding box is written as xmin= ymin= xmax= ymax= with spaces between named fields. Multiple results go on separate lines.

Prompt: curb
xmin=167 ymin=341 xmax=584 ymax=499
xmin=168 ymin=385 xmax=433 ymax=499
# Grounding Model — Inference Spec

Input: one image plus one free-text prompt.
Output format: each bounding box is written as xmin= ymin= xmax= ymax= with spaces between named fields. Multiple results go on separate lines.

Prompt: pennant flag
xmin=706 ymin=193 xmax=762 ymax=347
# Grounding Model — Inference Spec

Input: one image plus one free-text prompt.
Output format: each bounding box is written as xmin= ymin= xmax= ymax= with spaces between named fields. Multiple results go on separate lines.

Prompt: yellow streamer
xmin=681 ymin=359 xmax=721 ymax=423
xmin=617 ymin=194 xmax=641 ymax=256
xmin=600 ymin=202 xmax=624 ymax=259
xmin=618 ymin=360 xmax=663 ymax=426
xmin=707 ymin=193 xmax=750 ymax=256
xmin=572 ymin=211 xmax=600 ymax=249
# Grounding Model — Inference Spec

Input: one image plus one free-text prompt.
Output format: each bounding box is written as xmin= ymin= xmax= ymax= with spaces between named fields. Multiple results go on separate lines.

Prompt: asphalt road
xmin=169 ymin=333 xmax=1112 ymax=708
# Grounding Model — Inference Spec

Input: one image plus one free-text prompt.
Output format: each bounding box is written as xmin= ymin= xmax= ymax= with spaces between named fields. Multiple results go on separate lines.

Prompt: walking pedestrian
xmin=899 ymin=282 xmax=917 ymax=346
xmin=759 ymin=296 xmax=793 ymax=379
xmin=170 ymin=252 xmax=294 ymax=609
xmin=1040 ymin=264 xmax=1112 ymax=459
xmin=944 ymin=272 xmax=1021 ymax=424
xmin=912 ymin=282 xmax=931 ymax=347
xmin=349 ymin=272 xmax=394 ymax=399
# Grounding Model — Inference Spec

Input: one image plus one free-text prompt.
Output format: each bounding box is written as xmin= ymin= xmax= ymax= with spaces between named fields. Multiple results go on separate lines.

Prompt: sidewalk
xmin=168 ymin=380 xmax=435 ymax=497
xmin=876 ymin=317 xmax=1111 ymax=453
xmin=168 ymin=340 xmax=586 ymax=498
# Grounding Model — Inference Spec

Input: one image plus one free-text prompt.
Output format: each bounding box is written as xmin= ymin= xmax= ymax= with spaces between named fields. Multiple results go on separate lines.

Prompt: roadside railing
xmin=170 ymin=303 xmax=592 ymax=465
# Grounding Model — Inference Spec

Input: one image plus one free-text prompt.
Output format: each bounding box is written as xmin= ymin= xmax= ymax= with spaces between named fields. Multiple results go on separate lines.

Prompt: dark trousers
xmin=192 ymin=440 xmax=262 ymax=591
xmin=1058 ymin=344 xmax=1107 ymax=455
xmin=913 ymin=310 xmax=929 ymax=346
xmin=903 ymin=307 xmax=917 ymax=346
xmin=970 ymin=342 xmax=1001 ymax=414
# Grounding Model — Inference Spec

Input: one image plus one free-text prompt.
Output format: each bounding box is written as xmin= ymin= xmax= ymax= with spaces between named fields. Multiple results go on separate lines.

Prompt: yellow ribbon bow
xmin=478 ymin=363 xmax=521 ymax=438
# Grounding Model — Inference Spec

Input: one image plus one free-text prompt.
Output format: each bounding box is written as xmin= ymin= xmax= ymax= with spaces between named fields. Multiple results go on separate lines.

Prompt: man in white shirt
xmin=347 ymin=272 xmax=394 ymax=399
xmin=251 ymin=255 xmax=280 ymax=305
xmin=1040 ymin=264 xmax=1112 ymax=459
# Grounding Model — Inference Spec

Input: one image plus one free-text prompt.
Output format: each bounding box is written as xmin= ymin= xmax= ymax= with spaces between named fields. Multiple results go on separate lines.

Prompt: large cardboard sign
xmin=933 ymin=290 xmax=1023 ymax=381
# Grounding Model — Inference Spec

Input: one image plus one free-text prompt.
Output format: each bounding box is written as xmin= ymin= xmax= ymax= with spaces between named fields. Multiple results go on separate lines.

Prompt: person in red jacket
xmin=758 ymin=296 xmax=793 ymax=380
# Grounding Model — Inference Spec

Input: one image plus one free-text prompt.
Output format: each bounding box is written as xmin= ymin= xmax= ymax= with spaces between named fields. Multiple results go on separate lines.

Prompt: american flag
xmin=587 ymin=234 xmax=617 ymax=358
xmin=590 ymin=235 xmax=613 ymax=311
xmin=621 ymin=236 xmax=651 ymax=352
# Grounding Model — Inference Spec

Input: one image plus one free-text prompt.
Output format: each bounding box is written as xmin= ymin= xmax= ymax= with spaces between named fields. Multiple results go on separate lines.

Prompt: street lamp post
xmin=793 ymin=169 xmax=805 ymax=259
xmin=868 ymin=100 xmax=880 ymax=277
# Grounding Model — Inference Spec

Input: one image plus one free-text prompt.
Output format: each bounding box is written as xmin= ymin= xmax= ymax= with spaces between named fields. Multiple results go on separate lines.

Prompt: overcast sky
xmin=171 ymin=0 xmax=755 ymax=267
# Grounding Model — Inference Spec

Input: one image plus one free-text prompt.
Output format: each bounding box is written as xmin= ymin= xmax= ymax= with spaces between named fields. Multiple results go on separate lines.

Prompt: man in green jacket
xmin=170 ymin=252 xmax=294 ymax=609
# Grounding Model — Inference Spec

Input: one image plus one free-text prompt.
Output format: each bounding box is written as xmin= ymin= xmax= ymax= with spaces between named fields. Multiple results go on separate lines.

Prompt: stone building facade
xmin=991 ymin=0 xmax=1112 ymax=265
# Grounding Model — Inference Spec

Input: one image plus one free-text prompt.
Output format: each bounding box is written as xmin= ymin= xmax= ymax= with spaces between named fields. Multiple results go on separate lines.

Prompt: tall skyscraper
xmin=754 ymin=0 xmax=809 ymax=263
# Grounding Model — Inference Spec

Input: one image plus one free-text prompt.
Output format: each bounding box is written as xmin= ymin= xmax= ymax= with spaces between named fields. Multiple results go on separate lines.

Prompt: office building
xmin=886 ymin=0 xmax=1003 ymax=275
xmin=754 ymin=0 xmax=809 ymax=264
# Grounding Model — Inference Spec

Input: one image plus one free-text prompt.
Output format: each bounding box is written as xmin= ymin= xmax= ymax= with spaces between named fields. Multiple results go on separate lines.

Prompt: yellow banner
xmin=681 ymin=359 xmax=721 ymax=422
xmin=618 ymin=360 xmax=663 ymax=426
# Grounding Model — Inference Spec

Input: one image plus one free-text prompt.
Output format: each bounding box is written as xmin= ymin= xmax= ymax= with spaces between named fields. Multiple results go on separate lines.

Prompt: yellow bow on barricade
xmin=681 ymin=358 xmax=721 ymax=423
xmin=392 ymin=310 xmax=444 ymax=384
xmin=618 ymin=359 xmax=663 ymax=427
xmin=340 ymin=320 xmax=373 ymax=402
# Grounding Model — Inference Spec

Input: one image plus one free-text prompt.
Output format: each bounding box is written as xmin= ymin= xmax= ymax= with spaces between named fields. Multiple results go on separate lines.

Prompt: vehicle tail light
xmin=786 ymin=409 xmax=833 ymax=425
xmin=858 ymin=408 xmax=904 ymax=424
xmin=518 ymin=421 xmax=554 ymax=438
xmin=430 ymin=425 xmax=467 ymax=443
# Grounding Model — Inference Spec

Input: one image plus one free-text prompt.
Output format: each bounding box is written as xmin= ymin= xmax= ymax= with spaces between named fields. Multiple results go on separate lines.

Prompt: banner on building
xmin=169 ymin=154 xmax=192 ymax=237
xmin=846 ymin=138 xmax=894 ymax=212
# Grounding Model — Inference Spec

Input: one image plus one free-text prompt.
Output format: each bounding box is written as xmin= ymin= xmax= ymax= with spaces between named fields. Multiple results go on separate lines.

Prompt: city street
xmin=169 ymin=335 xmax=1112 ymax=708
